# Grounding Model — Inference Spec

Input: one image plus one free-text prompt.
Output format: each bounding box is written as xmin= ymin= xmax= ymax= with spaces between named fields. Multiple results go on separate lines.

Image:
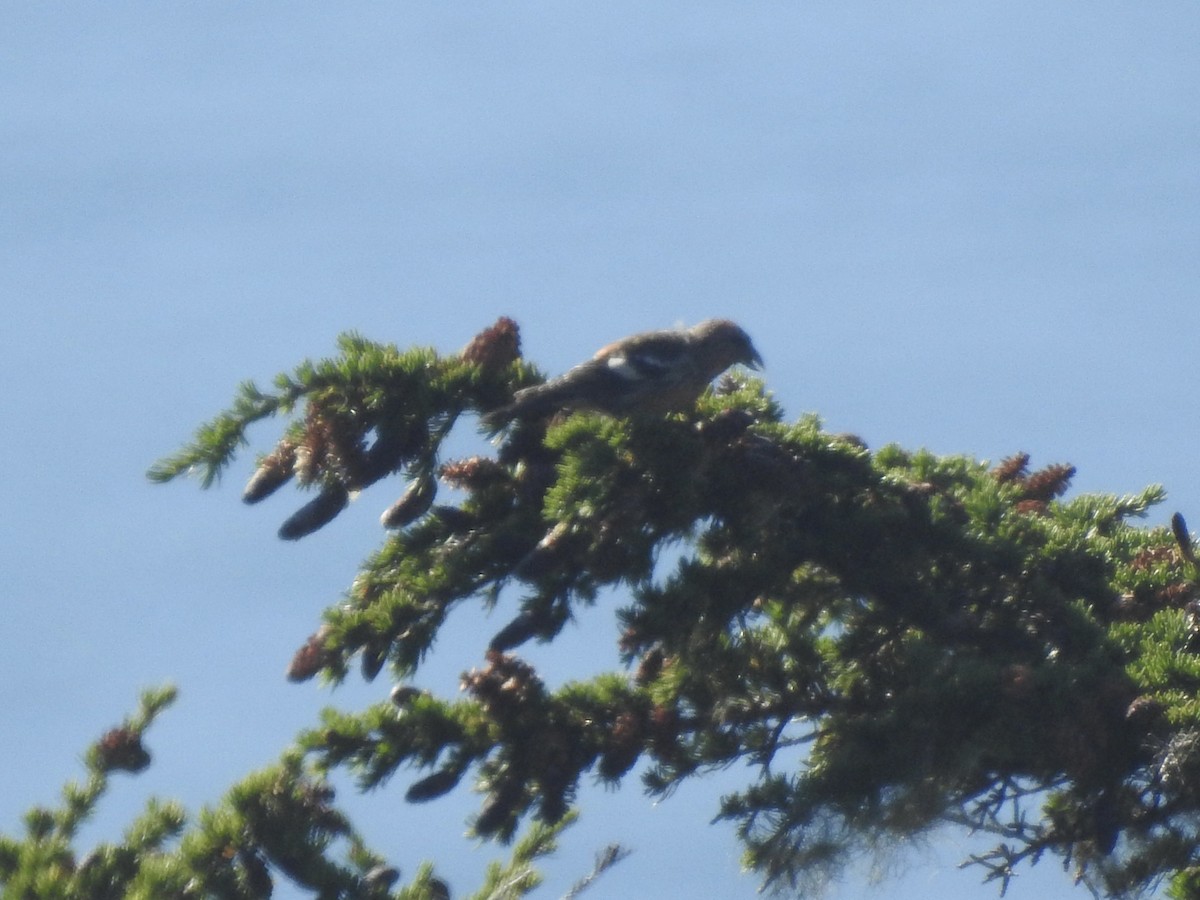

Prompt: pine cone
xmin=380 ymin=477 xmax=437 ymax=528
xmin=278 ymin=485 xmax=349 ymax=540
xmin=243 ymin=440 xmax=298 ymax=504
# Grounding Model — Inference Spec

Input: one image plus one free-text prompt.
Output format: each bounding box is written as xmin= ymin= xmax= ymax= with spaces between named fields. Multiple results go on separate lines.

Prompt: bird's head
xmin=690 ymin=319 xmax=763 ymax=372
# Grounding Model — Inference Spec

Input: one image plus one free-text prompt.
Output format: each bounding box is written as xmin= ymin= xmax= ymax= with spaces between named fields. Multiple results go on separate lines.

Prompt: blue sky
xmin=2 ymin=4 xmax=1197 ymax=898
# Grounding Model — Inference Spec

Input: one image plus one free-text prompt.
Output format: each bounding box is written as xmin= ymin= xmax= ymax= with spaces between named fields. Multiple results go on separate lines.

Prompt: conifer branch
xmin=141 ymin=320 xmax=1200 ymax=898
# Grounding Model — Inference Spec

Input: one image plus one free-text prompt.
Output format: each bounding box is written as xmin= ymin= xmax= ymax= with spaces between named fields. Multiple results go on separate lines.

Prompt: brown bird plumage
xmin=485 ymin=319 xmax=763 ymax=424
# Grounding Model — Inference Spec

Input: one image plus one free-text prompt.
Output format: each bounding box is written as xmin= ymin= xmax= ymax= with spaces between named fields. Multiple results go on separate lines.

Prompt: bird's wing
xmin=594 ymin=331 xmax=691 ymax=383
xmin=486 ymin=327 xmax=710 ymax=423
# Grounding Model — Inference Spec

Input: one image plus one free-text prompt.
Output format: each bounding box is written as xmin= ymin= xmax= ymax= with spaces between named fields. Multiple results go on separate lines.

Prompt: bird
xmin=484 ymin=319 xmax=762 ymax=424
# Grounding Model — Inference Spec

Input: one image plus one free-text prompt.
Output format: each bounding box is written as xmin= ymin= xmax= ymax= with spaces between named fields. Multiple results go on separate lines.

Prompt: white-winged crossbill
xmin=485 ymin=319 xmax=762 ymax=423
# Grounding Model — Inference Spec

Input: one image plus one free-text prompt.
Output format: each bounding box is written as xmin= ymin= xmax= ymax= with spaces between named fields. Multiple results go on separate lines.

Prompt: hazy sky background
xmin=3 ymin=4 xmax=1197 ymax=898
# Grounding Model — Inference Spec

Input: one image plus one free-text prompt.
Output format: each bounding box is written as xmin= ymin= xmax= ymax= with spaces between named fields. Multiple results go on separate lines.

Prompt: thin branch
xmin=561 ymin=844 xmax=632 ymax=900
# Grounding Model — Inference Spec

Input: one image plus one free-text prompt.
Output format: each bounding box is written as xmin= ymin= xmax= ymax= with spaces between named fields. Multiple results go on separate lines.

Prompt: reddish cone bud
xmin=287 ymin=626 xmax=334 ymax=682
xmin=461 ymin=317 xmax=522 ymax=372
xmin=95 ymin=727 xmax=151 ymax=774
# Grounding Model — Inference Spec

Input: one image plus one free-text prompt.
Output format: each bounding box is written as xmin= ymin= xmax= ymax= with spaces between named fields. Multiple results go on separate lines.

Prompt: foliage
xmin=0 ymin=686 xmax=584 ymax=899
xmin=25 ymin=317 xmax=1200 ymax=897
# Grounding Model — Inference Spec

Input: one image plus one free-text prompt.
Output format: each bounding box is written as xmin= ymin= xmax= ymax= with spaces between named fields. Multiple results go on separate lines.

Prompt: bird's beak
xmin=746 ymin=348 xmax=764 ymax=370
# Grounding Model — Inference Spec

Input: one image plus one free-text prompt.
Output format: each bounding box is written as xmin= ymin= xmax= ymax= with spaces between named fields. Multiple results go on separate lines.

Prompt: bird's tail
xmin=481 ymin=380 xmax=570 ymax=427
